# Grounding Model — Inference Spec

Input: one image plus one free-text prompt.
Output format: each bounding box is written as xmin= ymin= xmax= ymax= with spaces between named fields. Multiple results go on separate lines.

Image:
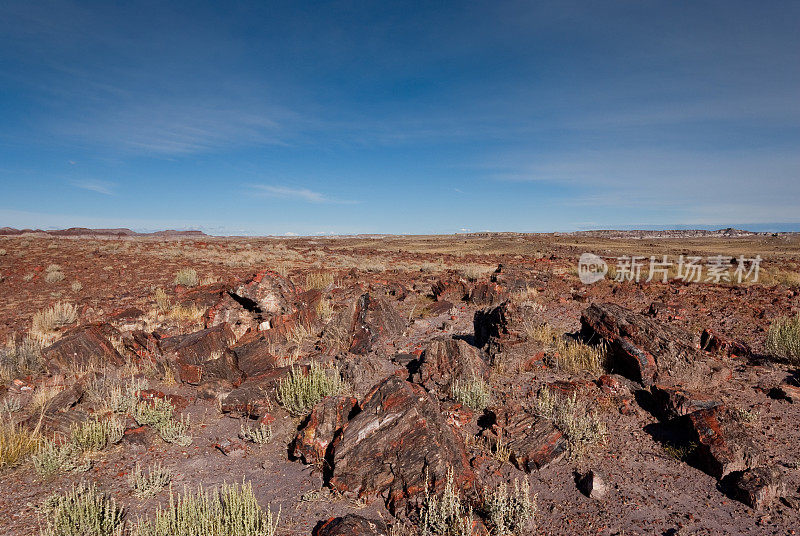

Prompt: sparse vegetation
xmin=534 ymin=387 xmax=607 ymax=459
xmin=31 ymin=302 xmax=78 ymax=339
xmin=174 ymin=268 xmax=199 ymax=287
xmin=239 ymin=422 xmax=272 ymax=444
xmin=133 ymin=398 xmax=192 ymax=446
xmin=276 ymin=363 xmax=345 ymax=415
xmin=44 ymin=264 xmax=65 ymax=283
xmin=459 ymin=264 xmax=495 ymax=282
xmin=765 ymin=313 xmax=800 ymax=364
xmin=71 ymin=281 xmax=83 ymax=292
xmin=129 ymin=461 xmax=172 ymax=498
xmin=306 ymin=271 xmax=335 ymax=290
xmin=40 ymin=482 xmax=124 ymax=536
xmin=451 ymin=377 xmax=491 ymax=411
xmin=0 ymin=415 xmax=40 ymax=469
xmin=420 ymin=468 xmax=473 ymax=536
xmin=133 ymin=481 xmax=280 ymax=536
xmin=525 ymin=322 xmax=606 ymax=375
xmin=70 ymin=417 xmax=125 ymax=453
xmin=482 ymin=478 xmax=536 ymax=536
xmin=32 ymin=439 xmax=90 ymax=477
xmin=1 ymin=335 xmax=43 ymax=380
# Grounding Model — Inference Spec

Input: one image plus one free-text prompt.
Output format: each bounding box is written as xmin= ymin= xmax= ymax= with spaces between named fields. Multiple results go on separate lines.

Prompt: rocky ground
xmin=0 ymin=232 xmax=799 ymax=535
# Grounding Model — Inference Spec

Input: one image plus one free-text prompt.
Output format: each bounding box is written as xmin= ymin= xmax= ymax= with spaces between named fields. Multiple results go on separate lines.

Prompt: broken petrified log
xmin=413 ymin=337 xmax=489 ymax=394
xmin=682 ymin=405 xmax=760 ymax=480
xmin=313 ymin=515 xmax=389 ymax=536
xmin=160 ymin=324 xmax=242 ymax=385
xmin=580 ymin=303 xmax=729 ymax=388
xmin=42 ymin=323 xmax=125 ymax=373
xmin=292 ymin=395 xmax=358 ymax=465
xmin=328 ymin=376 xmax=474 ymax=514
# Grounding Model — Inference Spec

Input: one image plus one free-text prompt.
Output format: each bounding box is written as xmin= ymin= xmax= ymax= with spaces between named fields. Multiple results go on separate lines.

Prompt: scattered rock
xmin=413 ymin=337 xmax=489 ymax=394
xmin=730 ymin=466 xmax=786 ymax=509
xmin=683 ymin=405 xmax=760 ymax=479
xmin=313 ymin=514 xmax=389 ymax=536
xmin=578 ymin=470 xmax=608 ymax=500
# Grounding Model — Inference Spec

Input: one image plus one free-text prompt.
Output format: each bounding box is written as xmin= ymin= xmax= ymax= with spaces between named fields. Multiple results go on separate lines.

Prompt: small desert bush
xmin=306 ymin=271 xmax=335 ymax=290
xmin=133 ymin=398 xmax=192 ymax=446
xmin=459 ymin=264 xmax=494 ymax=282
xmin=45 ymin=264 xmax=65 ymax=283
xmin=0 ymin=416 xmax=39 ymax=468
xmin=129 ymin=461 xmax=172 ymax=498
xmin=316 ymin=299 xmax=335 ymax=322
xmin=451 ymin=377 xmax=491 ymax=411
xmin=154 ymin=288 xmax=171 ymax=312
xmin=71 ymin=281 xmax=83 ymax=292
xmin=32 ymin=302 xmax=78 ymax=337
xmin=276 ymin=363 xmax=344 ymax=415
xmin=1 ymin=335 xmax=43 ymax=379
xmin=420 ymin=468 xmax=473 ymax=536
xmin=287 ymin=322 xmax=315 ymax=347
xmin=133 ymin=481 xmax=280 ymax=536
xmin=765 ymin=313 xmax=800 ymax=364
xmin=32 ymin=439 xmax=89 ymax=477
xmin=239 ymin=422 xmax=272 ymax=445
xmin=321 ymin=321 xmax=350 ymax=354
xmin=70 ymin=417 xmax=125 ymax=453
xmin=525 ymin=323 xmax=606 ymax=375
xmin=482 ymin=478 xmax=536 ymax=536
xmin=534 ymin=387 xmax=607 ymax=459
xmin=174 ymin=268 xmax=199 ymax=287
xmin=40 ymin=482 xmax=124 ymax=536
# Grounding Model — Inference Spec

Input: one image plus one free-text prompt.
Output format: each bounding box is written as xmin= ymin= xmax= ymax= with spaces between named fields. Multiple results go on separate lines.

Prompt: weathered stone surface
xmin=206 ymin=293 xmax=257 ymax=339
xmin=292 ymin=395 xmax=358 ymax=465
xmin=580 ymin=303 xmax=727 ymax=387
xmin=491 ymin=409 xmax=566 ymax=472
xmin=219 ymin=371 xmax=289 ymax=417
xmin=338 ymin=354 xmax=399 ymax=398
xmin=650 ymin=384 xmax=720 ymax=421
xmin=329 ymin=376 xmax=473 ymax=514
xmin=314 ymin=515 xmax=389 ymax=536
xmin=468 ymin=281 xmax=506 ymax=305
xmin=431 ymin=279 xmax=468 ymax=302
xmin=230 ymin=335 xmax=280 ymax=378
xmin=324 ymin=293 xmax=404 ymax=356
xmin=730 ymin=466 xmax=786 ymax=509
xmin=474 ymin=301 xmax=517 ymax=351
xmin=700 ymin=328 xmax=751 ymax=357
xmin=414 ymin=337 xmax=489 ymax=394
xmin=42 ymin=323 xmax=125 ymax=372
xmin=161 ymin=324 xmax=242 ymax=385
xmin=683 ymin=405 xmax=760 ymax=479
xmin=230 ymin=269 xmax=297 ymax=316
xmin=122 ymin=330 xmax=161 ymax=362
xmin=578 ymin=470 xmax=609 ymax=500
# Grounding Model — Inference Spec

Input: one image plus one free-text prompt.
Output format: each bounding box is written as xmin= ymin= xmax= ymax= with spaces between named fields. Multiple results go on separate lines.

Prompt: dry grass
xmin=524 ymin=322 xmax=606 ymax=375
xmin=174 ymin=268 xmax=199 ymax=287
xmin=31 ymin=302 xmax=78 ymax=340
xmin=765 ymin=313 xmax=800 ymax=364
xmin=305 ymin=271 xmax=335 ymax=290
xmin=0 ymin=415 xmax=40 ymax=469
xmin=534 ymin=387 xmax=607 ymax=459
xmin=458 ymin=264 xmax=495 ymax=282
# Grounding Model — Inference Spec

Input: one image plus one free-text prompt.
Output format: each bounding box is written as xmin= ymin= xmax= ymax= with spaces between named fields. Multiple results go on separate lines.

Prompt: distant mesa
xmin=0 ymin=227 xmax=207 ymax=238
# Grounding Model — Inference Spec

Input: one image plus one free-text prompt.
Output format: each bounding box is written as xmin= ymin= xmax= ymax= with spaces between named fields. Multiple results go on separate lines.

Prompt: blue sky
xmin=1 ymin=1 xmax=798 ymax=235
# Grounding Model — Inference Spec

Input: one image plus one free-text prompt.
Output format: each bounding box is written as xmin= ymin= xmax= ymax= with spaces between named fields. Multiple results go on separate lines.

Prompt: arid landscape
xmin=1 ymin=229 xmax=800 ymax=535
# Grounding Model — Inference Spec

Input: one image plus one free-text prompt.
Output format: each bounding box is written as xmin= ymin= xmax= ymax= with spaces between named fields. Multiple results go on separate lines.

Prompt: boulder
xmin=42 ymin=323 xmax=125 ymax=372
xmin=323 ymin=293 xmax=404 ymax=356
xmin=578 ymin=470 xmax=608 ymax=500
xmin=414 ymin=337 xmax=489 ymax=394
xmin=431 ymin=279 xmax=469 ymax=302
xmin=338 ymin=354 xmax=399 ymax=398
xmin=730 ymin=466 xmax=786 ymax=509
xmin=650 ymin=384 xmax=720 ymax=421
xmin=313 ymin=515 xmax=389 ymax=536
xmin=683 ymin=405 xmax=760 ymax=479
xmin=329 ymin=376 xmax=474 ymax=514
xmin=491 ymin=408 xmax=566 ymax=472
xmin=468 ymin=281 xmax=506 ymax=305
xmin=700 ymin=328 xmax=751 ymax=357
xmin=160 ymin=324 xmax=242 ymax=385
xmin=230 ymin=335 xmax=281 ymax=378
xmin=580 ymin=303 xmax=728 ymax=388
xmin=473 ymin=301 xmax=520 ymax=355
xmin=230 ymin=270 xmax=297 ymax=316
xmin=219 ymin=370 xmax=290 ymax=417
xmin=292 ymin=395 xmax=358 ymax=465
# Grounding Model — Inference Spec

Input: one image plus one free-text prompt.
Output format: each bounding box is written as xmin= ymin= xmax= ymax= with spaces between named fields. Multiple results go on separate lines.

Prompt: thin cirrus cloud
xmin=70 ymin=179 xmax=115 ymax=195
xmin=250 ymin=184 xmax=357 ymax=205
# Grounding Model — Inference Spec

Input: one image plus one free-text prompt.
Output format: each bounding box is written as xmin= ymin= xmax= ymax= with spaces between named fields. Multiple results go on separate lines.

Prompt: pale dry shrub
xmin=765 ymin=313 xmax=800 ymax=364
xmin=45 ymin=264 xmax=65 ymax=283
xmin=70 ymin=417 xmax=125 ymax=453
xmin=276 ymin=363 xmax=344 ymax=415
xmin=129 ymin=461 xmax=172 ymax=498
xmin=133 ymin=481 xmax=280 ymax=536
xmin=451 ymin=377 xmax=491 ymax=411
xmin=306 ymin=271 xmax=335 ymax=290
xmin=32 ymin=439 xmax=90 ymax=477
xmin=0 ymin=414 xmax=40 ymax=468
xmin=534 ymin=387 xmax=607 ymax=459
xmin=239 ymin=422 xmax=272 ymax=445
xmin=482 ymin=478 xmax=536 ymax=536
xmin=174 ymin=268 xmax=199 ymax=287
xmin=32 ymin=302 xmax=77 ymax=338
xmin=71 ymin=281 xmax=83 ymax=292
xmin=1 ymin=335 xmax=43 ymax=379
xmin=316 ymin=299 xmax=335 ymax=323
xmin=154 ymin=288 xmax=171 ymax=312
xmin=40 ymin=482 xmax=124 ymax=536
xmin=420 ymin=468 xmax=473 ymax=536
xmin=459 ymin=264 xmax=494 ymax=282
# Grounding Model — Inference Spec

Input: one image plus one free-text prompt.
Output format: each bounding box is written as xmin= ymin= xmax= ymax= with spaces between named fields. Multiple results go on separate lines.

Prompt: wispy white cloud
xmin=250 ymin=184 xmax=357 ymax=205
xmin=70 ymin=179 xmax=115 ymax=195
